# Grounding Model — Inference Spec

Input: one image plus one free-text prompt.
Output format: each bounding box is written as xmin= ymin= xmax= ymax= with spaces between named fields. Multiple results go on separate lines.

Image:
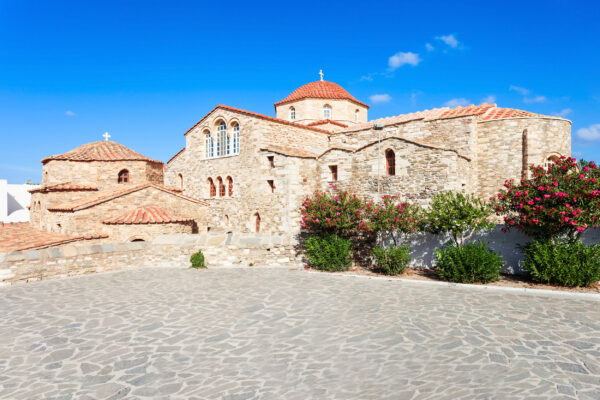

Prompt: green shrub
xmin=435 ymin=241 xmax=503 ymax=283
xmin=372 ymin=245 xmax=410 ymax=275
xmin=305 ymin=233 xmax=352 ymax=271
xmin=522 ymin=240 xmax=600 ymax=287
xmin=190 ymin=250 xmax=206 ymax=269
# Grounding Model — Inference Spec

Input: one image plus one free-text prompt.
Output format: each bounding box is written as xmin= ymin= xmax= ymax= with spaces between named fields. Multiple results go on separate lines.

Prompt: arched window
xmin=217 ymin=121 xmax=227 ymax=156
xmin=178 ymin=174 xmax=183 ymax=190
xmin=290 ymin=107 xmax=296 ymax=120
xmin=207 ymin=178 xmax=216 ymax=197
xmin=205 ymin=131 xmax=213 ymax=158
xmin=254 ymin=213 xmax=261 ymax=233
xmin=227 ymin=176 xmax=233 ymax=196
xmin=323 ymin=105 xmax=331 ymax=119
xmin=385 ymin=149 xmax=395 ymax=176
xmin=118 ymin=169 xmax=129 ymax=184
xmin=232 ymin=123 xmax=240 ymax=154
xmin=355 ymin=109 xmax=359 ymax=122
xmin=545 ymin=154 xmax=561 ymax=169
xmin=217 ymin=177 xmax=225 ymax=197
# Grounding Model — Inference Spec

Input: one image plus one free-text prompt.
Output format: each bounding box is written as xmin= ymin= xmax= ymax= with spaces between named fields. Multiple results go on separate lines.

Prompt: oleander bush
xmin=435 ymin=241 xmax=503 ymax=283
xmin=190 ymin=250 xmax=206 ymax=269
xmin=372 ymin=245 xmax=410 ymax=275
xmin=521 ymin=240 xmax=600 ymax=287
xmin=299 ymin=186 xmax=365 ymax=236
xmin=305 ymin=233 xmax=352 ymax=271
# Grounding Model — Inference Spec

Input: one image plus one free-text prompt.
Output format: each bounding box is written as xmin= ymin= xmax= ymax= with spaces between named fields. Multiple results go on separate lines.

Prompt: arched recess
xmin=129 ymin=236 xmax=146 ymax=242
xmin=544 ymin=152 xmax=563 ymax=169
xmin=227 ymin=176 xmax=233 ymax=196
xmin=385 ymin=149 xmax=396 ymax=176
xmin=118 ymin=169 xmax=130 ymax=184
xmin=207 ymin=178 xmax=216 ymax=197
xmin=217 ymin=177 xmax=225 ymax=197
xmin=254 ymin=212 xmax=261 ymax=233
xmin=178 ymin=173 xmax=184 ymax=190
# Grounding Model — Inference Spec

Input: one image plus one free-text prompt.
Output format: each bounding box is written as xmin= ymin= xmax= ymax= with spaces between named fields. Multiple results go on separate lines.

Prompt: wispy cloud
xmin=523 ymin=95 xmax=547 ymax=104
xmin=388 ymin=52 xmax=421 ymax=70
xmin=436 ymin=34 xmax=459 ymax=48
xmin=369 ymin=94 xmax=392 ymax=104
xmin=64 ymin=110 xmax=76 ymax=117
xmin=577 ymin=124 xmax=600 ymax=141
xmin=444 ymin=98 xmax=470 ymax=107
xmin=509 ymin=85 xmax=546 ymax=103
xmin=425 ymin=43 xmax=435 ymax=52
xmin=509 ymin=85 xmax=531 ymax=96
xmin=482 ymin=95 xmax=497 ymax=103
xmin=552 ymin=108 xmax=573 ymax=118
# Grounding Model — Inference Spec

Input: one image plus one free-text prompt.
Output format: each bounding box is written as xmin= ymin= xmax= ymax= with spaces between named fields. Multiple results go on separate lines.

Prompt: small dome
xmin=275 ymin=80 xmax=369 ymax=109
xmin=41 ymin=140 xmax=161 ymax=164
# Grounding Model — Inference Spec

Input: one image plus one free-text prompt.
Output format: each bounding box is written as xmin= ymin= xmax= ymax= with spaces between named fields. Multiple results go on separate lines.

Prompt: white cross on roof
xmin=102 ymin=132 xmax=111 ymax=141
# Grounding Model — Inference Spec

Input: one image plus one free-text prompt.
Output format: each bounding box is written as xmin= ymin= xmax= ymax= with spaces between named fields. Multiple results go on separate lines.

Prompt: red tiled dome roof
xmin=274 ymin=80 xmax=369 ymax=109
xmin=103 ymin=206 xmax=193 ymax=225
xmin=41 ymin=141 xmax=162 ymax=164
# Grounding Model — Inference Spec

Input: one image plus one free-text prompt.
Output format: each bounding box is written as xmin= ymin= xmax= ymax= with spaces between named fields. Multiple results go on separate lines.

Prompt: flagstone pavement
xmin=0 ymin=267 xmax=599 ymax=400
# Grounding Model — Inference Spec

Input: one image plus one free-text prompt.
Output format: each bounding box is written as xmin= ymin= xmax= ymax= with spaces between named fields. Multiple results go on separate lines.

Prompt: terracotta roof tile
xmin=48 ymin=183 xmax=208 ymax=212
xmin=184 ymin=105 xmax=331 ymax=137
xmin=433 ymin=103 xmax=497 ymax=120
xmin=480 ymin=107 xmax=542 ymax=121
xmin=42 ymin=140 xmax=162 ymax=164
xmin=274 ymin=81 xmax=369 ymax=109
xmin=167 ymin=147 xmax=185 ymax=164
xmin=306 ymin=119 xmax=349 ymax=128
xmin=0 ymin=222 xmax=107 ymax=253
xmin=29 ymin=182 xmax=98 ymax=193
xmin=103 ymin=206 xmax=194 ymax=225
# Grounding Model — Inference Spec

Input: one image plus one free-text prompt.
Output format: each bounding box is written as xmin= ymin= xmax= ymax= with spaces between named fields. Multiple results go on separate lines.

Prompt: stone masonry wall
xmin=0 ymin=233 xmax=301 ymax=285
xmin=275 ymin=98 xmax=368 ymax=125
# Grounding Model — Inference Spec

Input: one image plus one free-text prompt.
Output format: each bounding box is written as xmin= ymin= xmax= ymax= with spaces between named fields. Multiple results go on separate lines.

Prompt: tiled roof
xmin=29 ymin=182 xmax=98 ymax=193
xmin=184 ymin=105 xmax=331 ymax=136
xmin=306 ymin=119 xmax=349 ymax=128
xmin=0 ymin=222 xmax=107 ymax=253
xmin=274 ymin=81 xmax=369 ymax=109
xmin=167 ymin=147 xmax=185 ymax=164
xmin=479 ymin=107 xmax=542 ymax=121
xmin=260 ymin=145 xmax=321 ymax=159
xmin=48 ymin=183 xmax=208 ymax=212
xmin=41 ymin=140 xmax=162 ymax=164
xmin=103 ymin=206 xmax=194 ymax=225
xmin=434 ymin=103 xmax=496 ymax=120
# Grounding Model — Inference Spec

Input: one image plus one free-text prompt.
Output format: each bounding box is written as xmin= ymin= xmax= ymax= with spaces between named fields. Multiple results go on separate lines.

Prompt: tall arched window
xmin=385 ymin=149 xmax=395 ymax=176
xmin=207 ymin=178 xmax=216 ymax=197
xmin=178 ymin=174 xmax=183 ymax=190
xmin=217 ymin=121 xmax=227 ymax=156
xmin=217 ymin=177 xmax=225 ymax=197
xmin=290 ymin=107 xmax=296 ymax=120
xmin=254 ymin=213 xmax=261 ymax=233
xmin=118 ymin=169 xmax=129 ymax=183
xmin=205 ymin=131 xmax=213 ymax=158
xmin=227 ymin=176 xmax=233 ymax=196
xmin=232 ymin=123 xmax=240 ymax=154
xmin=355 ymin=109 xmax=359 ymax=122
xmin=323 ymin=105 xmax=331 ymax=119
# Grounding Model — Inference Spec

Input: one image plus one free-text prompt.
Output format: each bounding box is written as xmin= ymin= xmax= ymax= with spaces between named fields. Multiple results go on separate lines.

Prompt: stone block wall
xmin=0 ymin=233 xmax=301 ymax=285
xmin=275 ymin=98 xmax=368 ymax=125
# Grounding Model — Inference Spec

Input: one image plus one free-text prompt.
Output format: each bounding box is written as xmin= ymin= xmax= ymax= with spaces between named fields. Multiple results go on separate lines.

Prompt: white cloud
xmin=482 ymin=95 xmax=497 ymax=103
xmin=437 ymin=34 xmax=459 ymax=48
xmin=509 ymin=85 xmax=531 ymax=96
xmin=444 ymin=98 xmax=470 ymax=107
xmin=64 ymin=110 xmax=76 ymax=117
xmin=388 ymin=52 xmax=421 ymax=70
xmin=359 ymin=75 xmax=374 ymax=82
xmin=369 ymin=94 xmax=392 ymax=104
xmin=552 ymin=108 xmax=573 ymax=118
xmin=425 ymin=43 xmax=435 ymax=52
xmin=577 ymin=124 xmax=600 ymax=141
xmin=523 ymin=95 xmax=547 ymax=104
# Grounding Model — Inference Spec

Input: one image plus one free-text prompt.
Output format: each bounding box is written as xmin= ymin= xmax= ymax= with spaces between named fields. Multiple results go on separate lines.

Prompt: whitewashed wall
xmin=0 ymin=179 xmax=39 ymax=223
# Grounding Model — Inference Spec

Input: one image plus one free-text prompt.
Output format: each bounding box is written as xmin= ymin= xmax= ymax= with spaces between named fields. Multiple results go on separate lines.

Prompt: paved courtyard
xmin=0 ymin=267 xmax=599 ymax=400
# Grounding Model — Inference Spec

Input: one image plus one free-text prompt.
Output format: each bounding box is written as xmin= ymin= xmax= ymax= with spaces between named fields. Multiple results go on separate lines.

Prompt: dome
xmin=274 ymin=80 xmax=369 ymax=109
xmin=41 ymin=140 xmax=162 ymax=164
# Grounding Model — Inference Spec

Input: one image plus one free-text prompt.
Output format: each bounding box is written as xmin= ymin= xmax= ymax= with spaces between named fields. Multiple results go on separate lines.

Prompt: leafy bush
xmin=435 ymin=241 xmax=503 ymax=283
xmin=361 ymin=195 xmax=421 ymax=244
xmin=190 ymin=250 xmax=206 ymax=269
xmin=494 ymin=157 xmax=600 ymax=241
xmin=521 ymin=240 xmax=600 ymax=287
xmin=299 ymin=186 xmax=365 ymax=236
xmin=423 ymin=191 xmax=494 ymax=246
xmin=372 ymin=245 xmax=410 ymax=275
xmin=305 ymin=233 xmax=352 ymax=271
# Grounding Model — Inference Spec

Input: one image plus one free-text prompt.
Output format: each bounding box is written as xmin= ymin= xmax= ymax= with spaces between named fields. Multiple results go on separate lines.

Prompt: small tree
xmin=299 ymin=186 xmax=365 ymax=237
xmin=361 ymin=195 xmax=421 ymax=246
xmin=493 ymin=157 xmax=600 ymax=242
xmin=423 ymin=191 xmax=494 ymax=246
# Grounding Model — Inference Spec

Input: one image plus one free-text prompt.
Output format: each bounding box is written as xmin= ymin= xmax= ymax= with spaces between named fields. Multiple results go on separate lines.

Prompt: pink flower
xmin=553 ymin=181 xmax=558 ymax=186
xmin=576 ymin=227 xmax=586 ymax=232
xmin=336 ymin=212 xmax=340 ymax=216
xmin=564 ymin=217 xmax=570 ymax=222
xmin=544 ymin=194 xmax=551 ymax=199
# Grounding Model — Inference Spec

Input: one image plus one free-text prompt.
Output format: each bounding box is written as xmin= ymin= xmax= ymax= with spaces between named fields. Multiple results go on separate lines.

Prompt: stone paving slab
xmin=0 ymin=267 xmax=599 ymax=399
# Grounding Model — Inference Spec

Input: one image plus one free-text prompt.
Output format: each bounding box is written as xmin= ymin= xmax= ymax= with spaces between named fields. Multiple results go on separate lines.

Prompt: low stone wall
xmin=0 ymin=233 xmax=301 ymax=285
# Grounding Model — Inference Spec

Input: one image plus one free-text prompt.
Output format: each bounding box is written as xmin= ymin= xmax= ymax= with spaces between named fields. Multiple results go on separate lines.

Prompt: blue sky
xmin=1 ymin=0 xmax=599 ymax=183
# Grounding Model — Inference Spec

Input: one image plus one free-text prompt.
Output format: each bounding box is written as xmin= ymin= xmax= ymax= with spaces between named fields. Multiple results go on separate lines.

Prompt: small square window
xmin=267 ymin=180 xmax=275 ymax=193
xmin=268 ymin=156 xmax=275 ymax=168
xmin=329 ymin=165 xmax=338 ymax=181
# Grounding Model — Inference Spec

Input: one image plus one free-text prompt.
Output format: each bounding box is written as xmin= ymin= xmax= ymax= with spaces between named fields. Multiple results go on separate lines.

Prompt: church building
xmin=165 ymin=74 xmax=571 ymax=234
